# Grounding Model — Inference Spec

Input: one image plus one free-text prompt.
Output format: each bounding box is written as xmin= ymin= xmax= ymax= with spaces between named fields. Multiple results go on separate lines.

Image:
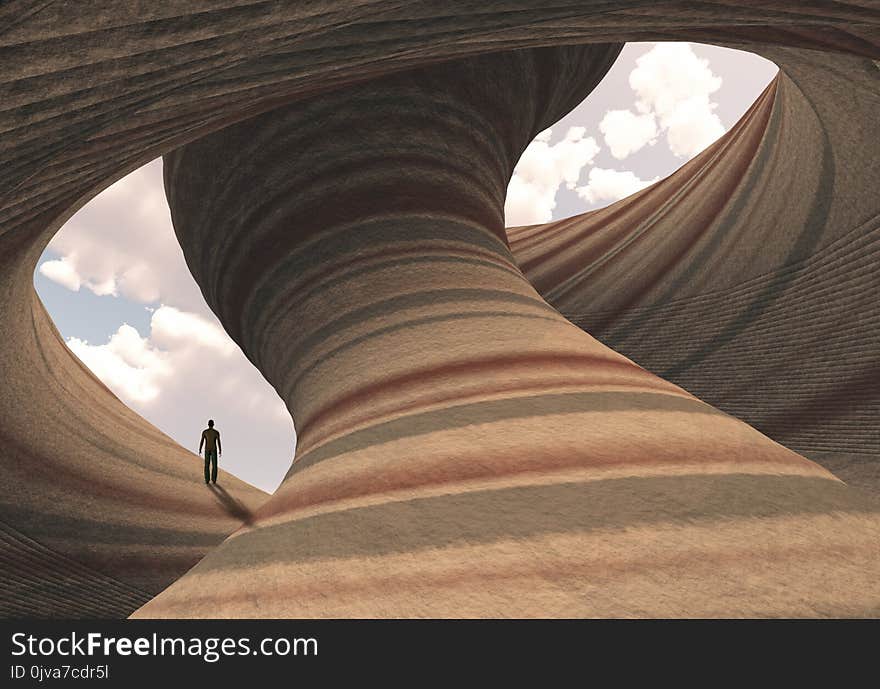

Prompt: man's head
xmin=208 ymin=419 xmax=214 ymax=428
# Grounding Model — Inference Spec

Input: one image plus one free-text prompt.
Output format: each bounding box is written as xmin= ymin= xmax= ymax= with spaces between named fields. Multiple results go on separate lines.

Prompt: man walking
xmin=199 ymin=419 xmax=222 ymax=485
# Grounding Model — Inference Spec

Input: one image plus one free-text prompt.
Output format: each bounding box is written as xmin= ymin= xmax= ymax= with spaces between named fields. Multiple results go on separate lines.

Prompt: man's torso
xmin=202 ymin=428 xmax=219 ymax=452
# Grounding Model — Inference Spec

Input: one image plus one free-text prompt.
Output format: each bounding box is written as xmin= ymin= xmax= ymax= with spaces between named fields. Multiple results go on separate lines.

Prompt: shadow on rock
xmin=208 ymin=482 xmax=254 ymax=526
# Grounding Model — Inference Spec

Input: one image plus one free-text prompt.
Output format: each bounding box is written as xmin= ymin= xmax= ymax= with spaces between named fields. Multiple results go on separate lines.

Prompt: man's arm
xmin=217 ymin=432 xmax=221 ymax=457
xmin=199 ymin=430 xmax=205 ymax=455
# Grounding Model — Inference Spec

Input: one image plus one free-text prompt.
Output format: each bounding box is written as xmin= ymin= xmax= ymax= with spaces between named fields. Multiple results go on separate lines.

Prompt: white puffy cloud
xmin=631 ymin=43 xmax=721 ymax=119
xmin=68 ymin=324 xmax=171 ymax=403
xmin=505 ymin=127 xmax=600 ymax=226
xmin=597 ymin=43 xmax=726 ymax=162
xmin=39 ymin=255 xmax=118 ymax=296
xmin=661 ymin=94 xmax=726 ymax=158
xmin=41 ymin=159 xmax=208 ymax=314
xmin=599 ymin=109 xmax=658 ymax=159
xmin=575 ymin=167 xmax=659 ymax=206
xmin=38 ymin=257 xmax=82 ymax=292
xmin=629 ymin=42 xmax=725 ymax=159
xmin=149 ymin=306 xmax=238 ymax=354
xmin=66 ymin=306 xmax=294 ymax=491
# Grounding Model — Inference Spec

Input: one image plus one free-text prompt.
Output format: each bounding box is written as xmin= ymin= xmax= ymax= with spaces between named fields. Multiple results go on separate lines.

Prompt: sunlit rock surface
xmin=0 ymin=2 xmax=878 ymax=617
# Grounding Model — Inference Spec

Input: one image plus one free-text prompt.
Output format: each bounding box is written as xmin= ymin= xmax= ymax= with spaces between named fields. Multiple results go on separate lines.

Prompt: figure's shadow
xmin=208 ymin=482 xmax=254 ymax=526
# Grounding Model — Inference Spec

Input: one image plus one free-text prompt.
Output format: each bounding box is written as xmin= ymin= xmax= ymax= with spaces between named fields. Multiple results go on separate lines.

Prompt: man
xmin=199 ymin=419 xmax=222 ymax=485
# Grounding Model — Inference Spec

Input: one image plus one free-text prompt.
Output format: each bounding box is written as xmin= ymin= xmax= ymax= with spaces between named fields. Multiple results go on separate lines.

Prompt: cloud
xmin=41 ymin=159 xmax=209 ymax=313
xmin=661 ymin=94 xmax=726 ymax=158
xmin=575 ymin=167 xmax=660 ymax=206
xmin=68 ymin=324 xmax=171 ymax=403
xmin=66 ymin=306 xmax=294 ymax=491
xmin=149 ymin=306 xmax=238 ymax=354
xmin=38 ymin=257 xmax=82 ymax=292
xmin=631 ymin=42 xmax=725 ymax=158
xmin=505 ymin=127 xmax=600 ymax=226
xmin=599 ymin=109 xmax=658 ymax=159
xmin=599 ymin=43 xmax=725 ymax=161
xmin=631 ymin=43 xmax=721 ymax=118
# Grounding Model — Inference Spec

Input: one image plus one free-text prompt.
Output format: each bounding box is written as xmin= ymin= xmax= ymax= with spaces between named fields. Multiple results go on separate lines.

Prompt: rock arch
xmin=1 ymin=2 xmax=877 ymax=617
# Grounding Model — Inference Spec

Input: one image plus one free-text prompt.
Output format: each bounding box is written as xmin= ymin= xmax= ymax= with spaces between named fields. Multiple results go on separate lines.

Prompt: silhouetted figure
xmin=199 ymin=419 xmax=222 ymax=485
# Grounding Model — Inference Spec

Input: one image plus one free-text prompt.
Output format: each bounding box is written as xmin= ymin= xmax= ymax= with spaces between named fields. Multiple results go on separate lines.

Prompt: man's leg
xmin=211 ymin=451 xmax=218 ymax=483
xmin=204 ymin=453 xmax=210 ymax=484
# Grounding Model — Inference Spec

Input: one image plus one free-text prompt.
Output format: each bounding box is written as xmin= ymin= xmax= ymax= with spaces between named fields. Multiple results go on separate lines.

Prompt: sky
xmin=34 ymin=43 xmax=778 ymax=493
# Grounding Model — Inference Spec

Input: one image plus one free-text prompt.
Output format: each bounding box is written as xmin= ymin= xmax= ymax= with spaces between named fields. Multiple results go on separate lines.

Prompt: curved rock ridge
xmin=134 ymin=45 xmax=879 ymax=617
xmin=0 ymin=240 xmax=267 ymax=617
xmin=0 ymin=2 xmax=877 ymax=617
xmin=509 ymin=45 xmax=880 ymax=493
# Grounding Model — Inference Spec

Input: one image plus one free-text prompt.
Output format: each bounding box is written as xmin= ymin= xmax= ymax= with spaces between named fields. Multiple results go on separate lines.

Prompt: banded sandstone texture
xmin=1 ymin=2 xmax=878 ymax=617
xmin=509 ymin=45 xmax=880 ymax=492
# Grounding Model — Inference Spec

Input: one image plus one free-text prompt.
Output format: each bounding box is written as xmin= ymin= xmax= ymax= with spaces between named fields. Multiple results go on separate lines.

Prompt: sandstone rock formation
xmin=510 ymin=46 xmax=880 ymax=493
xmin=0 ymin=2 xmax=878 ymax=617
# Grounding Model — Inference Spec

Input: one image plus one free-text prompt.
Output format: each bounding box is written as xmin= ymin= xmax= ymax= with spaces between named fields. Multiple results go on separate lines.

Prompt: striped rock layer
xmin=0 ymin=2 xmax=877 ymax=617
xmin=0 ymin=230 xmax=267 ymax=617
xmin=136 ymin=44 xmax=878 ymax=617
xmin=510 ymin=45 xmax=880 ymax=493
